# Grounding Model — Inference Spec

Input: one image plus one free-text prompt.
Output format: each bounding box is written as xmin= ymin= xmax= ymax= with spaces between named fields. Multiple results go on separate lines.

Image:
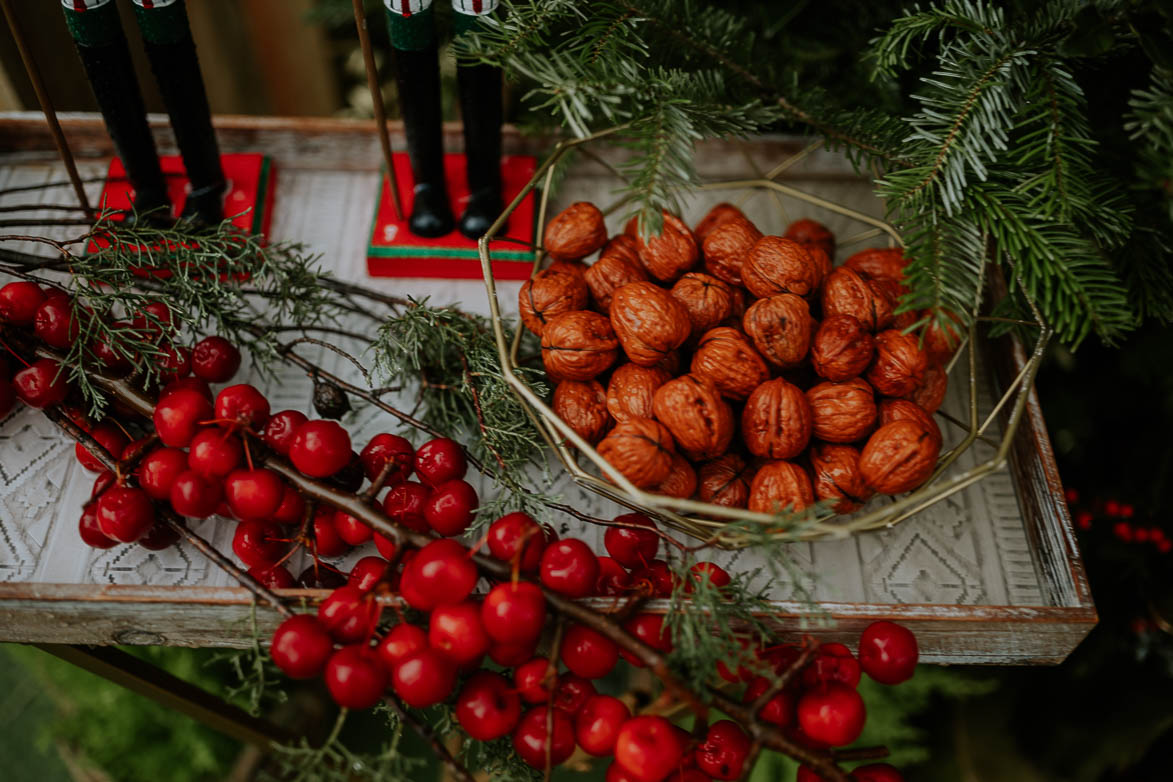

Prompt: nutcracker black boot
xmin=456 ymin=61 xmax=503 ymax=240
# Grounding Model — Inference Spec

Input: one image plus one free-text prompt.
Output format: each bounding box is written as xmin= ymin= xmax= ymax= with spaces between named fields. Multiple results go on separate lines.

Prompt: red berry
xmin=91 ymin=470 xmax=115 ymax=499
xmin=382 ymin=481 xmax=431 ymax=533
xmin=232 ymin=520 xmax=285 ymax=569
xmin=317 ymin=585 xmax=379 ymax=644
xmin=187 ymin=428 xmax=243 ymax=478
xmin=312 ymin=508 xmax=350 ymax=557
xmin=298 ymin=564 xmax=347 ymax=589
xmin=250 ymin=563 xmax=296 ymax=589
xmin=345 ymin=558 xmax=387 ymax=594
xmin=223 ymin=468 xmax=284 ymax=520
xmin=160 ymin=376 xmax=211 ymax=401
xmin=802 ymin=643 xmax=861 ymax=690
xmin=153 ymin=389 xmax=214 ymax=447
xmin=620 ymin=614 xmax=673 ymax=666
xmin=333 ymin=511 xmax=373 ymax=546
xmin=596 ymin=556 xmax=633 ymax=595
xmin=796 ymin=767 xmax=822 ymax=782
xmin=486 ymin=511 xmax=549 ymax=572
xmin=851 ymin=764 xmax=904 ymax=782
xmin=399 ymin=539 xmax=477 ymax=611
xmin=630 ymin=559 xmax=677 ymax=597
xmin=324 ymin=645 xmax=387 ymax=709
xmin=214 ymin=384 xmax=271 ymax=430
xmin=796 ymin=683 xmax=866 ymax=747
xmin=95 ymin=486 xmax=155 ymax=543
xmin=614 ymin=715 xmax=685 ymax=782
xmin=130 ymin=301 xmax=174 ymax=341
xmin=512 ymin=706 xmax=575 ymax=769
xmin=359 ymin=433 xmax=414 ymax=483
xmin=191 ymin=336 xmax=241 ymax=382
xmin=377 ymin=623 xmax=428 ymax=670
xmin=429 ymin=601 xmax=490 ymax=667
xmin=687 ymin=561 xmax=731 ymax=591
xmin=481 ymin=581 xmax=547 ymax=645
xmin=392 ymin=648 xmax=456 ymax=708
xmin=743 ymin=676 xmax=795 ymax=727
xmin=138 ymin=521 xmax=179 ymax=550
xmin=271 ymin=484 xmax=306 ymax=525
xmin=75 ymin=422 xmax=128 ymax=473
xmin=263 ymin=409 xmax=308 ymax=455
xmin=270 ymin=614 xmax=334 ymax=679
xmin=0 ymin=281 xmax=46 ymax=325
xmin=33 ymin=297 xmax=79 ymax=348
xmin=289 ymin=420 xmax=352 ymax=478
xmin=169 ymin=470 xmax=223 ymax=518
xmin=455 ymin=671 xmax=522 ymax=741
xmin=858 ymin=621 xmax=918 ymax=685
xmin=79 ymin=504 xmax=118 ymax=548
xmin=13 ymin=358 xmax=69 ymax=408
xmin=540 ymin=539 xmax=599 ymax=598
xmin=514 ymin=657 xmax=556 ymax=704
xmin=92 ymin=320 xmax=134 ymax=372
xmin=156 ymin=344 xmax=191 ymax=380
xmin=604 ymin=513 xmax=660 ymax=568
xmin=423 ymin=479 xmax=478 ymax=536
xmin=488 ymin=639 xmax=537 ymax=667
xmin=414 ymin=437 xmax=467 ymax=486
xmin=373 ymin=532 xmax=397 ymax=559
xmin=575 ymin=695 xmax=631 ymax=756
xmin=552 ymin=673 xmax=595 ymax=714
xmin=560 ymin=623 xmax=619 ymax=680
xmin=696 ymin=720 xmax=752 ymax=780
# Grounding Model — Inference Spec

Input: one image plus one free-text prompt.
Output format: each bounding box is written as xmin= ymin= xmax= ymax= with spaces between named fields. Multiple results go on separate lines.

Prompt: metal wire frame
xmin=477 ymin=131 xmax=1051 ymax=544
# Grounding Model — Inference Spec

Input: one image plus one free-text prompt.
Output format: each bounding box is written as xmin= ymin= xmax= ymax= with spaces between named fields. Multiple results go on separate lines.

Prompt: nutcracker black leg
xmin=386 ymin=1 xmax=454 ymax=238
xmin=453 ymin=3 xmax=503 ymax=240
xmin=62 ymin=0 xmax=170 ymax=222
xmin=131 ymin=0 xmax=226 ymax=226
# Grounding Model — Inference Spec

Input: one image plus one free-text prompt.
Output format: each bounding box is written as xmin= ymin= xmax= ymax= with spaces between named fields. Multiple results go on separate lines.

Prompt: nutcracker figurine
xmin=61 ymin=0 xmax=226 ymax=225
xmin=385 ymin=0 xmax=504 ymax=239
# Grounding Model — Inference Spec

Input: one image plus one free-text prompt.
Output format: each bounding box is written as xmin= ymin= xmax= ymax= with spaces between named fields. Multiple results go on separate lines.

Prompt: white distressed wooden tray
xmin=0 ymin=114 xmax=1094 ymax=663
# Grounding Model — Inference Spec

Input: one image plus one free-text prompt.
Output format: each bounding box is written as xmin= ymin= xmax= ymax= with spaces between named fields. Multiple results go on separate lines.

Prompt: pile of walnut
xmin=521 ymin=201 xmax=959 ymax=516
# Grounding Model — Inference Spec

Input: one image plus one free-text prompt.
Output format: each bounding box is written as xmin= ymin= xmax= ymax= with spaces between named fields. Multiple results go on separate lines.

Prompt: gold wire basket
xmin=478 ymin=128 xmax=1052 ymax=544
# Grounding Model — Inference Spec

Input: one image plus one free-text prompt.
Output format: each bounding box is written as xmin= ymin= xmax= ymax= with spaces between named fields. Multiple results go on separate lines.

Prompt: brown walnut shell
xmin=742 ymin=236 xmax=820 ymax=299
xmin=694 ymin=202 xmax=749 ymax=245
xmin=806 ymin=377 xmax=877 ymax=443
xmin=519 ymin=264 xmax=590 ymax=336
xmin=805 ymin=245 xmax=833 ymax=289
xmin=596 ymin=417 xmax=675 ymax=489
xmin=544 ymin=202 xmax=607 ymax=261
xmin=584 ymin=253 xmax=648 ymax=314
xmin=748 ymin=460 xmax=815 ymax=514
xmin=539 ymin=310 xmax=619 ymax=382
xmin=702 ymin=218 xmax=762 ymax=287
xmin=906 ymin=363 xmax=947 ymax=414
xmin=670 ymin=272 xmax=738 ymax=339
xmin=651 ymin=452 xmax=698 ymax=499
xmin=697 ymin=454 xmax=752 ymax=509
xmin=879 ymin=398 xmax=942 ymax=446
xmin=606 ymin=363 xmax=673 ymax=423
xmin=867 ymin=278 xmax=915 ymax=330
xmin=626 ymin=212 xmax=699 ymax=283
xmin=651 ymin=374 xmax=735 ymax=461
xmin=690 ymin=327 xmax=770 ymax=401
xmin=609 ymin=281 xmax=692 ymax=366
xmin=867 ymin=329 xmax=928 ymax=397
xmin=783 ymin=218 xmax=836 ymax=260
xmin=811 ymin=314 xmax=875 ymax=381
xmin=552 ymin=380 xmax=611 ymax=445
xmin=741 ymin=378 xmax=813 ymax=460
xmin=742 ymin=293 xmax=814 ymax=369
xmin=844 ymin=247 xmax=907 ymax=288
xmin=923 ymin=308 xmax=965 ymax=365
xmin=810 ymin=443 xmax=874 ymax=513
xmin=600 ymin=234 xmax=641 ymax=266
xmin=859 ymin=420 xmax=941 ymax=494
xmin=821 ymin=267 xmax=895 ymax=332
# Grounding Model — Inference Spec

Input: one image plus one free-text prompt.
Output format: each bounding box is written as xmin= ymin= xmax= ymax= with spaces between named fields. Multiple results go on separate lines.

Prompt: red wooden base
xmin=367 ymin=151 xmax=537 ymax=280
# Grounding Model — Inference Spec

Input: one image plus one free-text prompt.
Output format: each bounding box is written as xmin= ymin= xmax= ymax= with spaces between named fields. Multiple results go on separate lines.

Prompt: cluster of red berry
xmin=1066 ymin=488 xmax=1170 ymax=554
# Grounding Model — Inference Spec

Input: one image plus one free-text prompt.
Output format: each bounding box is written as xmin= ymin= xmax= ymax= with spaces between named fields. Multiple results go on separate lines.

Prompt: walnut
xmin=783 ymin=218 xmax=835 ymax=259
xmin=651 ymin=452 xmax=698 ymax=499
xmin=552 ymin=380 xmax=611 ymax=445
xmin=627 ymin=212 xmax=698 ymax=282
xmin=600 ymin=234 xmax=642 ymax=266
xmin=584 ymin=253 xmax=648 ymax=314
xmin=811 ymin=314 xmax=875 ymax=381
xmin=879 ymin=398 xmax=941 ymax=446
xmin=866 ymin=278 xmax=915 ymax=330
xmin=694 ymin=202 xmax=749 ymax=245
xmin=540 ymin=310 xmax=619 ymax=382
xmin=859 ymin=420 xmax=940 ymax=494
xmin=748 ymin=460 xmax=814 ymax=514
xmin=742 ymin=293 xmax=814 ymax=369
xmin=548 ymin=259 xmax=587 ymax=281
xmin=810 ymin=443 xmax=874 ymax=513
xmin=606 ymin=363 xmax=673 ymax=423
xmin=702 ymin=218 xmax=762 ymax=287
xmin=844 ymin=247 xmax=907 ymax=288
xmin=867 ymin=329 xmax=928 ymax=397
xmin=690 ymin=326 xmax=770 ymax=401
xmin=656 ymin=350 xmax=683 ymax=375
xmin=670 ymin=272 xmax=738 ymax=339
xmin=805 ymin=245 xmax=833 ymax=289
xmin=741 ymin=378 xmax=812 ymax=460
xmin=741 ymin=236 xmax=820 ymax=298
xmin=519 ymin=264 xmax=590 ymax=336
xmin=596 ymin=417 xmax=675 ymax=489
xmin=652 ymin=374 xmax=735 ymax=461
xmin=923 ymin=308 xmax=964 ymax=365
xmin=906 ymin=363 xmax=947 ymax=413
xmin=806 ymin=377 xmax=877 ymax=443
xmin=697 ymin=454 xmax=752 ymax=509
xmin=821 ymin=267 xmax=894 ymax=331
xmin=609 ymin=281 xmax=692 ymax=366
xmin=544 ymin=202 xmax=607 ymax=261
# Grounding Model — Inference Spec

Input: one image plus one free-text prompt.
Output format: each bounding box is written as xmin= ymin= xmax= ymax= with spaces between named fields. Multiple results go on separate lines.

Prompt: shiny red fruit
xmin=14 ymin=358 xmax=69 ymax=408
xmin=250 ymin=563 xmax=296 ymax=589
xmin=414 ymin=437 xmax=467 ymax=486
xmin=373 ymin=532 xmax=397 ymax=560
xmin=455 ymin=671 xmax=522 ymax=741
xmin=858 ymin=621 xmax=918 ymax=685
xmin=382 ymin=481 xmax=431 ymax=533
xmin=614 ymin=715 xmax=685 ymax=782
xmin=696 ymin=719 xmax=752 ymax=780
xmin=187 ymin=427 xmax=243 ymax=478
xmin=630 ymin=559 xmax=677 ymax=597
xmin=359 ymin=433 xmax=414 ymax=483
xmin=743 ymin=676 xmax=795 ymax=727
xmin=34 ymin=297 xmax=79 ymax=348
xmin=160 ymin=376 xmax=211 ymax=401
xmin=540 ymin=539 xmax=599 ymax=598
xmin=429 ymin=601 xmax=490 ymax=667
xmin=392 ymin=648 xmax=456 ymax=708
xmin=620 ymin=614 xmax=673 ymax=666
xmin=223 ymin=468 xmax=284 ymax=520
xmin=512 ymin=706 xmax=575 ymax=769
xmin=270 ymin=614 xmax=335 ymax=679
xmin=130 ymin=301 xmax=173 ymax=341
xmin=486 ymin=511 xmax=549 ymax=572
xmin=377 ymin=623 xmax=428 ymax=671
xmin=596 ymin=556 xmax=632 ymax=595
xmin=560 ymin=623 xmax=619 ymax=680
xmin=214 ymin=383 xmax=271 ymax=430
xmin=0 ymin=281 xmax=45 ymax=325
xmin=156 ymin=345 xmax=191 ymax=380
xmin=324 ymin=645 xmax=387 ymax=709
xmin=317 ymin=585 xmax=379 ymax=644
xmin=687 ymin=561 xmax=731 ymax=591
xmin=95 ymin=485 xmax=155 ymax=543
xmin=138 ymin=522 xmax=178 ymax=552
xmin=263 ymin=409 xmax=308 ymax=455
xmin=514 ymin=657 xmax=556 ymax=704
xmin=552 ymin=673 xmax=595 ymax=714
xmin=75 ymin=422 xmax=128 ymax=473
xmin=488 ymin=639 xmax=536 ymax=667
xmin=79 ymin=504 xmax=118 ymax=549
xmin=333 ymin=511 xmax=373 ymax=546
xmin=399 ymin=539 xmax=476 ymax=611
xmin=191 ymin=336 xmax=241 ymax=383
xmin=92 ymin=320 xmax=134 ymax=371
xmin=311 ymin=508 xmax=349 ymax=557
xmin=575 ymin=694 xmax=631 ymax=756
xmin=851 ymin=763 xmax=905 ymax=782
xmin=169 ymin=470 xmax=222 ymax=518
xmin=423 ymin=479 xmax=478 ymax=536
xmin=348 ymin=556 xmax=389 ymax=592
xmin=606 ymin=763 xmax=643 ymax=782
xmin=604 ymin=513 xmax=660 ymax=568
xmin=153 ymin=389 xmax=214 ymax=447
xmin=232 ymin=519 xmax=285 ymax=569
xmin=271 ymin=484 xmax=305 ymax=525
xmin=481 ymin=581 xmax=546 ymax=645
xmin=289 ymin=420 xmax=352 ymax=478
xmin=801 ymin=642 xmax=861 ymax=690
xmin=796 ymin=683 xmax=866 ymax=747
